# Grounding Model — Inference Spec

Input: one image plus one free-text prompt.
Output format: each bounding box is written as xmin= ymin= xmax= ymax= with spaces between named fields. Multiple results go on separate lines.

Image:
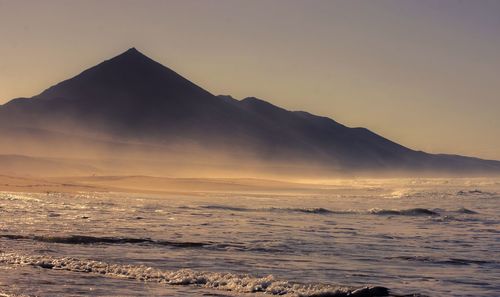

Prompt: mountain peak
xmin=32 ymin=47 xmax=214 ymax=104
xmin=109 ymin=47 xmax=152 ymax=64
xmin=120 ymin=47 xmax=143 ymax=57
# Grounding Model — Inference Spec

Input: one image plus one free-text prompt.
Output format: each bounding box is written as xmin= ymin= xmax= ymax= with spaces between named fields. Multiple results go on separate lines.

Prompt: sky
xmin=0 ymin=0 xmax=499 ymax=160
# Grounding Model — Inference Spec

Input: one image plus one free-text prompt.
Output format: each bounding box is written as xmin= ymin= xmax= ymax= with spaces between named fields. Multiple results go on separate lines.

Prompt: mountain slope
xmin=1 ymin=48 xmax=499 ymax=175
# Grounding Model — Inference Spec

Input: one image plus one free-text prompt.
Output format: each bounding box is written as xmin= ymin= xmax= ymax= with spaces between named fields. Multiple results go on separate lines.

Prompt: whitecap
xmin=0 ymin=252 xmax=389 ymax=297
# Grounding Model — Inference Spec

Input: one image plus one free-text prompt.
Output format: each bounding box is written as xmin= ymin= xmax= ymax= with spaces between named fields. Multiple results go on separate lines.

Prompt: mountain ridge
xmin=1 ymin=48 xmax=499 ymax=175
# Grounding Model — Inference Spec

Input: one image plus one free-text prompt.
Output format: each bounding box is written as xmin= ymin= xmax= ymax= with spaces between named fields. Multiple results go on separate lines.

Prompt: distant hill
xmin=1 ymin=48 xmax=499 ymax=175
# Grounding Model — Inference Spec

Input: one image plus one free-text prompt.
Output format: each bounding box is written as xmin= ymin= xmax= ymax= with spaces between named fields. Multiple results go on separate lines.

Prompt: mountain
xmin=1 ymin=48 xmax=499 ymax=175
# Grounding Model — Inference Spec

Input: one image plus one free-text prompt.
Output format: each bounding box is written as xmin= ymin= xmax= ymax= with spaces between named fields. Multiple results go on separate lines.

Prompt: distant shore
xmin=0 ymin=174 xmax=338 ymax=195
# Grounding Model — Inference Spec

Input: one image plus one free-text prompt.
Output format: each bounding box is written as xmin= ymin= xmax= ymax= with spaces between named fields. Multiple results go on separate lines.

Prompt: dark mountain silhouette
xmin=1 ymin=48 xmax=499 ymax=174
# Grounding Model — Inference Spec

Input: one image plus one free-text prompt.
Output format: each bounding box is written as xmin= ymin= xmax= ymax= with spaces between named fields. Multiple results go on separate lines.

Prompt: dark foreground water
xmin=0 ymin=178 xmax=499 ymax=297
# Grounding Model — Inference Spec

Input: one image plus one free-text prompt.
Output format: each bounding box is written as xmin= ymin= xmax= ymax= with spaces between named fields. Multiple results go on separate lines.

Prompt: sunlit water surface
xmin=0 ymin=178 xmax=499 ymax=297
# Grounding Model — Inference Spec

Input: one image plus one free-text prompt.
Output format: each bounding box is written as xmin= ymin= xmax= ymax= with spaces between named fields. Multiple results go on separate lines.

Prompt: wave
xmin=369 ymin=208 xmax=439 ymax=216
xmin=0 ymin=234 xmax=208 ymax=248
xmin=0 ymin=292 xmax=29 ymax=297
xmin=0 ymin=193 xmax=42 ymax=203
xmin=454 ymin=207 xmax=478 ymax=214
xmin=0 ymin=252 xmax=390 ymax=297
xmin=201 ymin=205 xmax=251 ymax=212
xmin=201 ymin=205 xmax=347 ymax=215
xmin=269 ymin=207 xmax=341 ymax=215
xmin=202 ymin=205 xmax=479 ymax=218
xmin=0 ymin=234 xmax=288 ymax=253
xmin=456 ymin=189 xmax=497 ymax=197
xmin=390 ymin=255 xmax=493 ymax=266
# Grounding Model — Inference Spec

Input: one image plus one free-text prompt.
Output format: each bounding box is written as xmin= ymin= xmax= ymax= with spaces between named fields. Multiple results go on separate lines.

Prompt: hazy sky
xmin=1 ymin=0 xmax=499 ymax=159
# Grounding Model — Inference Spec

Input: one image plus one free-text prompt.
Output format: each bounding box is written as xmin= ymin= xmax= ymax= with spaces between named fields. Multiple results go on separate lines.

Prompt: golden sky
xmin=0 ymin=0 xmax=499 ymax=160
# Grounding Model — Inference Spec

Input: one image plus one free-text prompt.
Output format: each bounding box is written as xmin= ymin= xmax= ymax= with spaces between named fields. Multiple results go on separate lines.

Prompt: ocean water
xmin=0 ymin=178 xmax=499 ymax=297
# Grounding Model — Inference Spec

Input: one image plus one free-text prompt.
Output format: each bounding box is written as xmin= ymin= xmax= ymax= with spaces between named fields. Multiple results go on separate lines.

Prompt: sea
xmin=0 ymin=178 xmax=498 ymax=297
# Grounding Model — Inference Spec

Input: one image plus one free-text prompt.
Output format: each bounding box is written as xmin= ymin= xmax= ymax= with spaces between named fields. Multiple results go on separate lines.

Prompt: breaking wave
xmin=0 ymin=292 xmax=29 ymax=297
xmin=0 ymin=252 xmax=390 ymax=297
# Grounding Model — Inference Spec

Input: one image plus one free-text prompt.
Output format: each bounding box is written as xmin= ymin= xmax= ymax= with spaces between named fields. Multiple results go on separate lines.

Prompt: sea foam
xmin=0 ymin=252 xmax=389 ymax=297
